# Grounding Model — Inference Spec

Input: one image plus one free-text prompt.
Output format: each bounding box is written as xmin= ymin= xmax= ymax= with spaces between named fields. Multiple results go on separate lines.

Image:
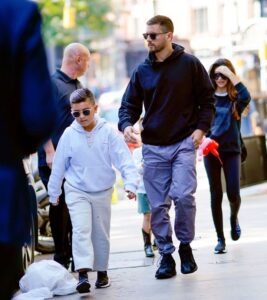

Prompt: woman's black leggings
xmin=204 ymin=152 xmax=241 ymax=239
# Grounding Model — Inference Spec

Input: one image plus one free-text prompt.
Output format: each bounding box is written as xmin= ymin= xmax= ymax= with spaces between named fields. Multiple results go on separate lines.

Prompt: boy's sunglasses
xmin=214 ymin=72 xmax=228 ymax=80
xmin=142 ymin=32 xmax=167 ymax=40
xmin=71 ymin=108 xmax=91 ymax=118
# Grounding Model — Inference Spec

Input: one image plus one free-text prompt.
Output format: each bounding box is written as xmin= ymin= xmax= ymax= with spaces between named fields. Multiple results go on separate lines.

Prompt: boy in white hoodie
xmin=48 ymin=88 xmax=137 ymax=294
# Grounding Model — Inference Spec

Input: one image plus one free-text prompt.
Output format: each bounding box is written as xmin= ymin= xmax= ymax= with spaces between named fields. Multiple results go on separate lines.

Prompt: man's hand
xmin=126 ymin=191 xmax=136 ymax=200
xmin=191 ymin=129 xmax=205 ymax=149
xmin=44 ymin=139 xmax=55 ymax=169
xmin=46 ymin=152 xmax=55 ymax=169
xmin=123 ymin=126 xmax=139 ymax=144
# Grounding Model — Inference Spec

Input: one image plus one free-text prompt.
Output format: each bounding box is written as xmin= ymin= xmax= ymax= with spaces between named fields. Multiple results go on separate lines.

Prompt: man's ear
xmin=76 ymin=55 xmax=82 ymax=64
xmin=166 ymin=32 xmax=173 ymax=41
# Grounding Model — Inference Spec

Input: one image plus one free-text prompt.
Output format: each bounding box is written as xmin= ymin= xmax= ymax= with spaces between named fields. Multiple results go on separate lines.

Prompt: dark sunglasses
xmin=214 ymin=72 xmax=228 ymax=80
xmin=71 ymin=108 xmax=91 ymax=118
xmin=142 ymin=32 xmax=167 ymax=40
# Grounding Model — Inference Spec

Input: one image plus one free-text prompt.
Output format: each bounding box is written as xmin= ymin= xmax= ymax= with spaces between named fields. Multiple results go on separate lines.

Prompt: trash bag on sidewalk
xmin=12 ymin=287 xmax=52 ymax=300
xmin=18 ymin=260 xmax=77 ymax=296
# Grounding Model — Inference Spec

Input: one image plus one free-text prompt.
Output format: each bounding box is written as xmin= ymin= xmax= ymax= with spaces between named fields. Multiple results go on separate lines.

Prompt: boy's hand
xmin=126 ymin=191 xmax=136 ymax=200
xmin=51 ymin=198 xmax=60 ymax=206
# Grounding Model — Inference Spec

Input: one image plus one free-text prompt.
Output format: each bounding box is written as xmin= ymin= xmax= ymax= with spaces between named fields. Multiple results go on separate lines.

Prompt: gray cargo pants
xmin=143 ymin=135 xmax=197 ymax=255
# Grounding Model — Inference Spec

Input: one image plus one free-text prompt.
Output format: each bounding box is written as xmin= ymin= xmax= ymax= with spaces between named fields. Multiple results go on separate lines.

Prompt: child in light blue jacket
xmin=48 ymin=88 xmax=137 ymax=294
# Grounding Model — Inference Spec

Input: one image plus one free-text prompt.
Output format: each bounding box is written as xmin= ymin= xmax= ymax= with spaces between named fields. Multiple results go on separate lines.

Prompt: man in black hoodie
xmin=119 ymin=15 xmax=215 ymax=279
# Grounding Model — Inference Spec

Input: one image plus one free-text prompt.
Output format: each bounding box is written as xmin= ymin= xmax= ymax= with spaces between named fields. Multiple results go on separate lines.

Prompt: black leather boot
xmin=155 ymin=253 xmax=176 ymax=279
xmin=142 ymin=229 xmax=155 ymax=257
xmin=178 ymin=243 xmax=198 ymax=274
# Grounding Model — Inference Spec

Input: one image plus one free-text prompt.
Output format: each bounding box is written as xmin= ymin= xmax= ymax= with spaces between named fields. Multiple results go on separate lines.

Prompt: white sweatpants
xmin=64 ymin=182 xmax=113 ymax=271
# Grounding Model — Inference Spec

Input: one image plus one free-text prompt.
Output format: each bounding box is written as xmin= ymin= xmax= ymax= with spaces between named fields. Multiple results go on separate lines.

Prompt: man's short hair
xmin=70 ymin=88 xmax=95 ymax=105
xmin=146 ymin=15 xmax=174 ymax=33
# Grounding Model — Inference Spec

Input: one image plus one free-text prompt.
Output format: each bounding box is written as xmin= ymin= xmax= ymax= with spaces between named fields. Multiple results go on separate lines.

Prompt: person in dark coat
xmin=0 ymin=0 xmax=57 ymax=298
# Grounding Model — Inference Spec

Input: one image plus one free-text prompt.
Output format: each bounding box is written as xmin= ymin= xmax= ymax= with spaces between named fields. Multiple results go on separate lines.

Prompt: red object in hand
xmin=198 ymin=137 xmax=223 ymax=165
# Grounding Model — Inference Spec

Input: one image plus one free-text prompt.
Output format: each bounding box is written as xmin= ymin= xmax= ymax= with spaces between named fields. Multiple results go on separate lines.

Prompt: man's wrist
xmin=122 ymin=122 xmax=133 ymax=133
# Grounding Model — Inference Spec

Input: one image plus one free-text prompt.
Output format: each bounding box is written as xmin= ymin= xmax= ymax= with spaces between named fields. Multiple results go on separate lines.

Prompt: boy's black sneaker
xmin=155 ymin=253 xmax=176 ymax=279
xmin=214 ymin=238 xmax=227 ymax=254
xmin=178 ymin=243 xmax=198 ymax=274
xmin=95 ymin=271 xmax=111 ymax=288
xmin=76 ymin=272 xmax=90 ymax=294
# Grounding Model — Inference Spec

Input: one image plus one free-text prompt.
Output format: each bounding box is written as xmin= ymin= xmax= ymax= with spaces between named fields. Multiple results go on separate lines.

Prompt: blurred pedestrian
xmin=241 ymin=99 xmax=263 ymax=136
xmin=38 ymin=42 xmax=90 ymax=269
xmin=132 ymin=119 xmax=154 ymax=258
xmin=204 ymin=58 xmax=251 ymax=254
xmin=48 ymin=88 xmax=137 ymax=293
xmin=0 ymin=0 xmax=57 ymax=299
xmin=118 ymin=15 xmax=215 ymax=279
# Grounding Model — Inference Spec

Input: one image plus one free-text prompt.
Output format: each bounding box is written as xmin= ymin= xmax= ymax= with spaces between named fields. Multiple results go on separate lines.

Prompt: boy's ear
xmin=94 ymin=104 xmax=98 ymax=112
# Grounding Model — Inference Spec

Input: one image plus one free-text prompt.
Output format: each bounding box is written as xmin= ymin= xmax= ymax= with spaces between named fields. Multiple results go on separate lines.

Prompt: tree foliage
xmin=38 ymin=0 xmax=114 ymax=45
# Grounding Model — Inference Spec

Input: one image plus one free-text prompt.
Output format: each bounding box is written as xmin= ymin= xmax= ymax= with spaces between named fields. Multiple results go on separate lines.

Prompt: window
xmin=193 ymin=7 xmax=208 ymax=34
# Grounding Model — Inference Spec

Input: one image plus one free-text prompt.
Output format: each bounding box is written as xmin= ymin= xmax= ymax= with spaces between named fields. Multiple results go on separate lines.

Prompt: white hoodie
xmin=48 ymin=117 xmax=138 ymax=204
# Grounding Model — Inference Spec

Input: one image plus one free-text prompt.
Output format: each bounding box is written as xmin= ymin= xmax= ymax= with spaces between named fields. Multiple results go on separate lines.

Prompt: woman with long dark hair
xmin=204 ymin=58 xmax=251 ymax=254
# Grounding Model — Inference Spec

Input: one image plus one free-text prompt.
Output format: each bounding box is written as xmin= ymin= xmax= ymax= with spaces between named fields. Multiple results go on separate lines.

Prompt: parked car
xmin=98 ymin=89 xmax=123 ymax=126
xmin=20 ymin=156 xmax=54 ymax=275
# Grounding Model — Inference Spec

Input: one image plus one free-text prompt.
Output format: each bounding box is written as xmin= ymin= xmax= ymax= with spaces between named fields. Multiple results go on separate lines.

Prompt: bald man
xmin=38 ymin=43 xmax=90 ymax=269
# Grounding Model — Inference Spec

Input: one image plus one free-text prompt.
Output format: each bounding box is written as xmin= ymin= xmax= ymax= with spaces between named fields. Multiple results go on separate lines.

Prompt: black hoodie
xmin=118 ymin=44 xmax=215 ymax=145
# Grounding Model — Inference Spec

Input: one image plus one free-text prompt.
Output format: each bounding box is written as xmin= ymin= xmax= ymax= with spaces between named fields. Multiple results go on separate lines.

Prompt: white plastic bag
xmin=19 ymin=260 xmax=77 ymax=296
xmin=12 ymin=287 xmax=52 ymax=300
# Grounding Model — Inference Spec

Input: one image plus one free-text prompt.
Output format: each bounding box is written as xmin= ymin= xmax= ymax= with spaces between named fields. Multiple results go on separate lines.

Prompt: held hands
xmin=125 ymin=190 xmax=136 ymax=200
xmin=123 ymin=126 xmax=139 ymax=144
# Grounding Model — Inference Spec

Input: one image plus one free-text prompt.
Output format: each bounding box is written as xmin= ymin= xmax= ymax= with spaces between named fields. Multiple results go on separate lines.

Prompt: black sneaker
xmin=231 ymin=221 xmax=241 ymax=241
xmin=178 ymin=243 xmax=198 ymax=274
xmin=95 ymin=271 xmax=110 ymax=288
xmin=145 ymin=244 xmax=155 ymax=257
xmin=155 ymin=253 xmax=176 ymax=279
xmin=76 ymin=272 xmax=90 ymax=294
xmin=214 ymin=238 xmax=227 ymax=254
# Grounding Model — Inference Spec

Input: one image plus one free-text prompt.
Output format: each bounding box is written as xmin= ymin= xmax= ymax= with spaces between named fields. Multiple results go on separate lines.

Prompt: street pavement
xmin=17 ymin=162 xmax=267 ymax=299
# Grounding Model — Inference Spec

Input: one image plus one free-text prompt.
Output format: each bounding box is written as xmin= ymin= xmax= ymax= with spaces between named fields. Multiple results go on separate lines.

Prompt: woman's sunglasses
xmin=214 ymin=72 xmax=228 ymax=80
xmin=71 ymin=108 xmax=91 ymax=118
xmin=142 ymin=32 xmax=167 ymax=40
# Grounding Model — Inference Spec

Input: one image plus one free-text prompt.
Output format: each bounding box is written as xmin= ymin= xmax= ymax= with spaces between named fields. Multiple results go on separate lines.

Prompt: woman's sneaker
xmin=95 ymin=271 xmax=111 ymax=288
xmin=231 ymin=221 xmax=241 ymax=241
xmin=214 ymin=238 xmax=227 ymax=254
xmin=76 ymin=272 xmax=90 ymax=294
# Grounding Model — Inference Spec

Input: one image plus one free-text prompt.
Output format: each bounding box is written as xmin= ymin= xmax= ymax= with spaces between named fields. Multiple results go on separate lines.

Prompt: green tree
xmin=38 ymin=0 xmax=114 ymax=45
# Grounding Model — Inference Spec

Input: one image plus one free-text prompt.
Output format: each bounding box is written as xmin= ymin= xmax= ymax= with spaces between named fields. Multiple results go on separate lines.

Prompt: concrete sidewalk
xmin=20 ymin=163 xmax=267 ymax=299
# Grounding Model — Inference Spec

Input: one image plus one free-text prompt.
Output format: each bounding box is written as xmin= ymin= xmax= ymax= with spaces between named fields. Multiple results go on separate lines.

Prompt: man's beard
xmin=148 ymin=44 xmax=165 ymax=53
